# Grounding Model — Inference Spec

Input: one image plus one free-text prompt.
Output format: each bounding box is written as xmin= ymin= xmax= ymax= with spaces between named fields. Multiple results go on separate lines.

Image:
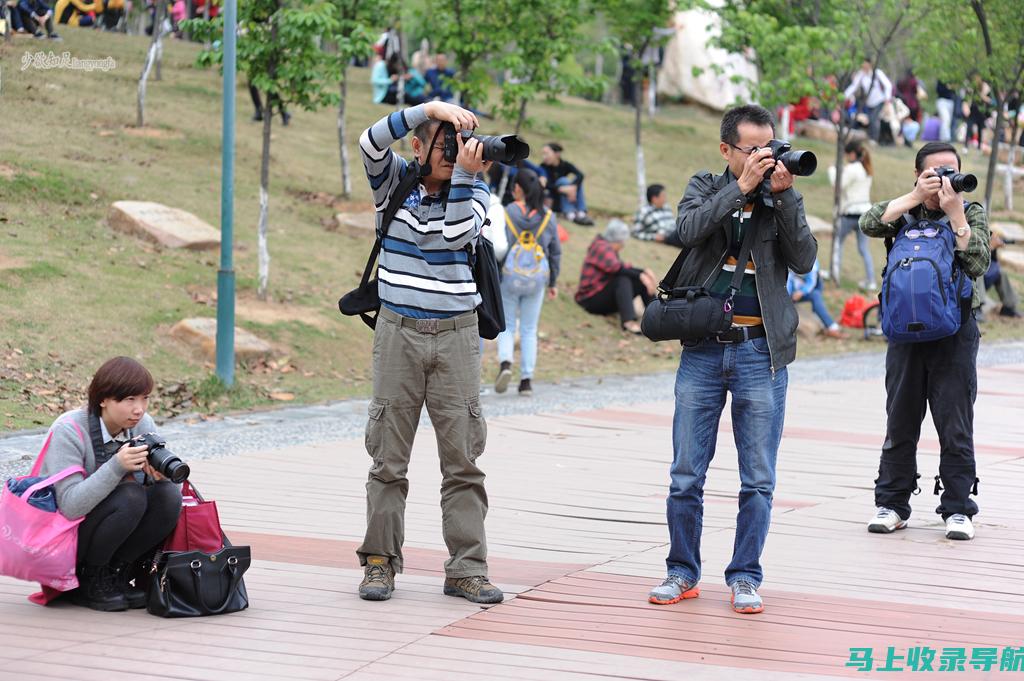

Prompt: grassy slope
xmin=0 ymin=30 xmax=1021 ymax=431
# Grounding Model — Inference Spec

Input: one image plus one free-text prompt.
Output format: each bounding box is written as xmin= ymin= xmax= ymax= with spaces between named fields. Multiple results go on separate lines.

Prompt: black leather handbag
xmin=641 ymin=220 xmax=759 ymax=342
xmin=147 ymin=542 xmax=250 ymax=618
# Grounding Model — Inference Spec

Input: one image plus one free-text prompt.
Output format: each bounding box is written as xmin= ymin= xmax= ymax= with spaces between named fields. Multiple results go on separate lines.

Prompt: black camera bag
xmin=641 ymin=219 xmax=759 ymax=342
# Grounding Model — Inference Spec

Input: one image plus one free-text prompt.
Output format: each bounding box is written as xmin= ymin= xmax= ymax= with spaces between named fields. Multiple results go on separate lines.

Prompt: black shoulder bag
xmin=641 ymin=220 xmax=759 ymax=342
xmin=469 ymin=230 xmax=505 ymax=340
xmin=338 ymin=162 xmax=422 ymax=330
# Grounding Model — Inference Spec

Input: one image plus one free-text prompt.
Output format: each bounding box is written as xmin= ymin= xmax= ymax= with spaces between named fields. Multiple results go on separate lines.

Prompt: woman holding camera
xmin=39 ymin=356 xmax=181 ymax=611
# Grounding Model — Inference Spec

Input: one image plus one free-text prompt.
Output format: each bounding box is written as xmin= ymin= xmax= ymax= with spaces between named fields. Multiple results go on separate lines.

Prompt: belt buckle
xmin=415 ymin=318 xmax=440 ymax=334
xmin=715 ymin=334 xmax=734 ymax=344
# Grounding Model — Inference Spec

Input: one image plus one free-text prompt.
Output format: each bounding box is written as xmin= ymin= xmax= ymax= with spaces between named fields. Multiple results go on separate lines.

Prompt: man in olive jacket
xmin=648 ymin=105 xmax=817 ymax=614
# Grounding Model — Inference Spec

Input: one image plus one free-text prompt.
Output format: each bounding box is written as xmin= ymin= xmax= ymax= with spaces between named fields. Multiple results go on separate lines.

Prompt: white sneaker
xmin=868 ymin=507 xmax=908 ymax=533
xmin=945 ymin=514 xmax=975 ymax=540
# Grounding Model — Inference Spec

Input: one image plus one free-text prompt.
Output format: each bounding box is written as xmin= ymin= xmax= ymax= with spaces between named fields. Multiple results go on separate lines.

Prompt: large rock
xmin=109 ymin=201 xmax=220 ymax=250
xmin=335 ymin=211 xmax=376 ymax=233
xmin=806 ymin=214 xmax=834 ymax=237
xmin=999 ymin=247 xmax=1024 ymax=274
xmin=170 ymin=318 xmax=272 ymax=361
xmin=991 ymin=221 xmax=1024 ymax=242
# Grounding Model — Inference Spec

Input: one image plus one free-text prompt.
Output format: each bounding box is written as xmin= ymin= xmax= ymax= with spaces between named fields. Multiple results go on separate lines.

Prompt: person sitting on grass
xmin=38 ymin=357 xmax=182 ymax=612
xmin=540 ymin=142 xmax=594 ymax=226
xmin=574 ymin=219 xmax=657 ymax=335
xmin=633 ymin=183 xmax=682 ymax=246
xmin=787 ymin=259 xmax=845 ymax=338
xmin=19 ymin=0 xmax=59 ymax=37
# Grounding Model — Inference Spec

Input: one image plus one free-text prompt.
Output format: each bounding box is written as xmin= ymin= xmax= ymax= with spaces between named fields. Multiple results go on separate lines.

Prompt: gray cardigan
xmin=38 ymin=408 xmax=162 ymax=520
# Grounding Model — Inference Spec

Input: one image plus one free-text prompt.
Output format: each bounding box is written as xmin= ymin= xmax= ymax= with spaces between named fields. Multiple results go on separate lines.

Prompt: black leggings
xmin=578 ymin=271 xmax=653 ymax=324
xmin=77 ymin=481 xmax=181 ymax=567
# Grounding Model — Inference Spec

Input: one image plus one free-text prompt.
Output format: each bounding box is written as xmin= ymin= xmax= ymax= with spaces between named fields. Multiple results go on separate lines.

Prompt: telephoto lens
xmin=459 ymin=130 xmax=531 ymax=164
xmin=934 ymin=166 xmax=978 ymax=193
xmin=131 ymin=434 xmax=190 ymax=483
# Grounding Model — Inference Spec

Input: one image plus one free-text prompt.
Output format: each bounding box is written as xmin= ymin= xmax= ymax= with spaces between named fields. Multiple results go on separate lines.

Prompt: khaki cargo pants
xmin=356 ymin=306 xmax=489 ymax=578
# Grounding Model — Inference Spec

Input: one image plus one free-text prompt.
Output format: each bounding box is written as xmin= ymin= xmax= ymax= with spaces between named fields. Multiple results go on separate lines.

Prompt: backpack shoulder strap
xmin=535 ymin=210 xmax=553 ymax=240
xmin=504 ymin=210 xmax=521 ymax=241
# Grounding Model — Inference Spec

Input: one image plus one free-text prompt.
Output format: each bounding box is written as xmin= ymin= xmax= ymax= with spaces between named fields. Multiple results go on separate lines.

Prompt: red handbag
xmin=163 ymin=481 xmax=223 ymax=554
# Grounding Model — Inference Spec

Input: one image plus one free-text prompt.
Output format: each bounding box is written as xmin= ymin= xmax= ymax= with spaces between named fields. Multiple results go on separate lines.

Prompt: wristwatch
xmin=956 ymin=225 xmax=970 ymax=237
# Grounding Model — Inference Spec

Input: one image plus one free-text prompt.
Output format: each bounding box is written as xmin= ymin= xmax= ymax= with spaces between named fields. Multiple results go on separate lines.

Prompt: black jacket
xmin=673 ymin=168 xmax=818 ymax=370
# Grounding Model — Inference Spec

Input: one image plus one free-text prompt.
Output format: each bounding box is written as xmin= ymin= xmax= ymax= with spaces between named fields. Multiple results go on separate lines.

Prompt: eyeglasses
xmin=906 ymin=227 xmax=940 ymax=239
xmin=727 ymin=143 xmax=760 ymax=155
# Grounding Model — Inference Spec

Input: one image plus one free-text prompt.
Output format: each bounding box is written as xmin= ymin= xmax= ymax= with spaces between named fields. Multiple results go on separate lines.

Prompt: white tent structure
xmin=657 ymin=6 xmax=758 ymax=111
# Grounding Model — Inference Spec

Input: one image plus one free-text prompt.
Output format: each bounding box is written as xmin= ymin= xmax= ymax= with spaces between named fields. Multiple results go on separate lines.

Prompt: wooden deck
xmin=1 ymin=362 xmax=1021 ymax=680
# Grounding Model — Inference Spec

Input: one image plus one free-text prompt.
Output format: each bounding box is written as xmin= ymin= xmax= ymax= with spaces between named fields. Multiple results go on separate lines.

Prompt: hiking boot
xmin=358 ymin=555 xmax=395 ymax=601
xmin=730 ymin=580 xmax=763 ymax=614
xmin=114 ymin=559 xmax=150 ymax=609
xmin=72 ymin=565 xmax=128 ymax=612
xmin=868 ymin=507 xmax=908 ymax=533
xmin=518 ymin=378 xmax=533 ymax=396
xmin=443 ymin=575 xmax=504 ymax=604
xmin=494 ymin=361 xmax=512 ymax=394
xmin=945 ymin=514 xmax=975 ymax=540
xmin=647 ymin=575 xmax=699 ymax=605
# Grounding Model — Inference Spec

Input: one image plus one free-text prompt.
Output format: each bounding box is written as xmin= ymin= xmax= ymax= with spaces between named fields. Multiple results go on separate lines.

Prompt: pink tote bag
xmin=0 ymin=425 xmax=86 ymax=597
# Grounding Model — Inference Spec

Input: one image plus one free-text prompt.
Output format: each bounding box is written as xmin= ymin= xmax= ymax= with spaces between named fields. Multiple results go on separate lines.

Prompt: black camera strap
xmin=87 ymin=412 xmax=136 ymax=471
xmin=356 ymin=160 xmax=425 ymax=290
xmin=656 ymin=212 xmax=758 ymax=304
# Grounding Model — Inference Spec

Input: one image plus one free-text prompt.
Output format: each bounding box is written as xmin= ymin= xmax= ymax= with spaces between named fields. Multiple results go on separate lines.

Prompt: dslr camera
xmin=933 ymin=166 xmax=978 ymax=193
xmin=441 ymin=123 xmax=530 ymax=165
xmin=129 ymin=433 xmax=190 ymax=483
xmin=756 ymin=139 xmax=818 ymax=178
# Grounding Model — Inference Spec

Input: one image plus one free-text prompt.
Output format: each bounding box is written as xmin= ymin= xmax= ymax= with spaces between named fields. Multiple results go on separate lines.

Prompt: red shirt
xmin=575 ymin=236 xmax=627 ymax=302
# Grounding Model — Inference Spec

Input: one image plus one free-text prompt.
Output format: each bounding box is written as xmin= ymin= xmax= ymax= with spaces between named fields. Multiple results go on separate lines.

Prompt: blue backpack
xmin=880 ymin=209 xmax=971 ymax=343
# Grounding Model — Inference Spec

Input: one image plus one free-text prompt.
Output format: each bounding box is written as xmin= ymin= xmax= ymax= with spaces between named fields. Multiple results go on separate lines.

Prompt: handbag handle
xmin=21 ymin=466 xmax=86 ymax=500
xmin=188 ymin=556 xmax=246 ymax=615
xmin=30 ymin=420 xmax=85 ymax=477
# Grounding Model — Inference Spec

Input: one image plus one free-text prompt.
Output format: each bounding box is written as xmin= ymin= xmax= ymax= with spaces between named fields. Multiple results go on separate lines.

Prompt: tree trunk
xmin=829 ymin=121 xmax=847 ymax=284
xmin=983 ymin=98 xmax=1005 ymax=213
xmin=1005 ymin=114 xmax=1020 ymax=212
xmin=203 ymin=0 xmax=210 ymax=49
xmin=337 ymin=71 xmax=351 ymax=198
xmin=496 ymin=98 xmax=529 ymax=201
xmin=136 ymin=1 xmax=164 ymax=128
xmin=184 ymin=0 xmax=192 ymax=40
xmin=257 ymin=103 xmax=272 ymax=301
xmin=635 ymin=96 xmax=646 ymax=211
xmin=647 ymin=63 xmax=656 ymax=118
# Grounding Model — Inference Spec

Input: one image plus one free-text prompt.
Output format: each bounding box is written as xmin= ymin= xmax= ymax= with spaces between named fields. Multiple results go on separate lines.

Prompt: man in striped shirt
xmin=356 ymin=102 xmax=503 ymax=605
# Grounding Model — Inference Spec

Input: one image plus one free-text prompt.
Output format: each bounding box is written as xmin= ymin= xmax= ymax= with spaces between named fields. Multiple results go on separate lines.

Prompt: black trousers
xmin=578 ymin=271 xmax=653 ymax=324
xmin=874 ymin=316 xmax=980 ymax=519
xmin=77 ymin=481 xmax=182 ymax=567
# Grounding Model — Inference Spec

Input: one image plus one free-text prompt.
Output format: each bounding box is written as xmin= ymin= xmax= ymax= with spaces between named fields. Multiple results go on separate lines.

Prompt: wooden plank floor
xmin=1 ymin=361 xmax=1021 ymax=680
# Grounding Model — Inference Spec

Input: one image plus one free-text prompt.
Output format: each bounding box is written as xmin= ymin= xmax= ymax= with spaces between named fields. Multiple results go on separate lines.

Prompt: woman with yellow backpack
xmin=494 ymin=169 xmax=562 ymax=396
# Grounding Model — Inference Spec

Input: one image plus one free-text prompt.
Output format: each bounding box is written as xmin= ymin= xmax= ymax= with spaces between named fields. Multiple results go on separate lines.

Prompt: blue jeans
xmin=666 ymin=337 xmax=788 ymax=588
xmin=497 ymin=282 xmax=545 ymax=379
xmin=555 ymin=176 xmax=587 ymax=215
xmin=837 ymin=215 xmax=876 ymax=283
xmin=799 ymin=288 xmax=835 ymax=328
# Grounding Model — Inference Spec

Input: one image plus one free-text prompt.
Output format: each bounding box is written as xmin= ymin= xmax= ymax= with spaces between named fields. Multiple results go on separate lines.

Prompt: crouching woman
xmin=40 ymin=357 xmax=182 ymax=611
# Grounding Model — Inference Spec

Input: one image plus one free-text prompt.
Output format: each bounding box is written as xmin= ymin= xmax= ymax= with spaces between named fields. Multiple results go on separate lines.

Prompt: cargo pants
xmin=356 ymin=307 xmax=489 ymax=577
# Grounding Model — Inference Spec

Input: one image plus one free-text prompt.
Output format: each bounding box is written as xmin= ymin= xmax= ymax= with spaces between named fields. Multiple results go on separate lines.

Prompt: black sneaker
xmin=573 ymin=214 xmax=595 ymax=226
xmin=999 ymin=306 xmax=1022 ymax=318
xmin=358 ymin=555 xmax=395 ymax=601
xmin=114 ymin=559 xmax=150 ymax=609
xmin=72 ymin=565 xmax=128 ymax=611
xmin=494 ymin=361 xmax=512 ymax=394
xmin=518 ymin=378 xmax=532 ymax=396
xmin=443 ymin=575 xmax=504 ymax=604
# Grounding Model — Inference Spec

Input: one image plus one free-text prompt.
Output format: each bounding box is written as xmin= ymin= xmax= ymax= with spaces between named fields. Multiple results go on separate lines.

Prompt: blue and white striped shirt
xmin=359 ymin=105 xmax=490 ymax=319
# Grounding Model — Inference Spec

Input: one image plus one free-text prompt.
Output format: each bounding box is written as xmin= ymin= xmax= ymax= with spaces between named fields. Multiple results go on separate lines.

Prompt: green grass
xmin=0 ymin=30 xmax=1021 ymax=432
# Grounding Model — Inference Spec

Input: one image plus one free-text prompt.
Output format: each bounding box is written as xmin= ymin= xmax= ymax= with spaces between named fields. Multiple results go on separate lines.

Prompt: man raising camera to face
xmin=354 ymin=101 xmax=503 ymax=605
xmin=860 ymin=142 xmax=990 ymax=541
xmin=647 ymin=105 xmax=817 ymax=615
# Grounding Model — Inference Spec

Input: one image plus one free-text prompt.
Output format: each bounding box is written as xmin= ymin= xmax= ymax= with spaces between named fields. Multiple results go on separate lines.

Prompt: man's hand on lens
xmin=456 ymin=134 xmax=491 ymax=174
xmin=737 ymin=147 xmax=776 ymax=195
xmin=911 ymin=169 xmax=942 ymax=204
xmin=769 ymin=161 xmax=795 ymax=194
xmin=424 ymin=101 xmax=478 ymax=132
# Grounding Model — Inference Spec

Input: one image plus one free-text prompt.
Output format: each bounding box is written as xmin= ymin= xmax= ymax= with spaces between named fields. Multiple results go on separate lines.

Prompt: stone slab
xmin=999 ymin=247 xmax=1024 ymax=273
xmin=335 ymin=211 xmax=376 ymax=233
xmin=108 ymin=201 xmax=220 ymax=250
xmin=991 ymin=220 xmax=1024 ymax=242
xmin=169 ymin=317 xmax=272 ymax=361
xmin=806 ymin=214 xmax=834 ymax=236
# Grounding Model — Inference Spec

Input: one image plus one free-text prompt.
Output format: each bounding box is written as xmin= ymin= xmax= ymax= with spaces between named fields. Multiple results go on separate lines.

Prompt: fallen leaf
xmin=269 ymin=392 xmax=295 ymax=401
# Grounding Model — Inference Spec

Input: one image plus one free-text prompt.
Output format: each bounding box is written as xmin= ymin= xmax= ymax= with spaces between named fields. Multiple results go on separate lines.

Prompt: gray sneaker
xmin=730 ymin=580 xmax=763 ymax=614
xmin=358 ymin=555 xmax=395 ymax=601
xmin=443 ymin=575 xmax=504 ymax=604
xmin=647 ymin=575 xmax=700 ymax=605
